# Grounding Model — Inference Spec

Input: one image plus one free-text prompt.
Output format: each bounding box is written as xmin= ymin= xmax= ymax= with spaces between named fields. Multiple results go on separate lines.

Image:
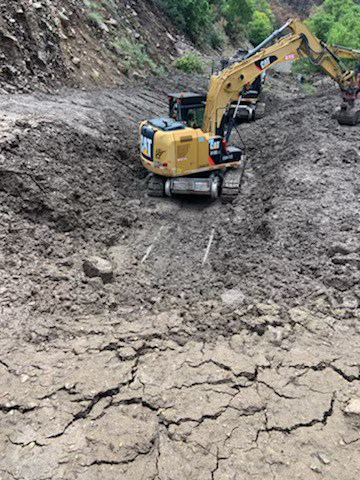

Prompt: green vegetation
xmin=83 ymin=0 xmax=156 ymax=73
xmin=301 ymin=82 xmax=316 ymax=95
xmin=223 ymin=0 xmax=274 ymax=36
xmin=101 ymin=0 xmax=118 ymax=17
xmin=86 ymin=10 xmax=105 ymax=27
xmin=84 ymin=0 xmax=107 ymax=28
xmin=155 ymin=0 xmax=274 ymax=47
xmin=307 ymin=0 xmax=360 ymax=48
xmin=112 ymin=38 xmax=156 ymax=71
xmin=209 ymin=24 xmax=226 ymax=50
xmin=291 ymin=58 xmax=319 ymax=76
xmin=222 ymin=0 xmax=255 ymax=28
xmin=174 ymin=53 xmax=204 ymax=73
xmin=292 ymin=0 xmax=360 ymax=76
xmin=248 ymin=10 xmax=273 ymax=46
xmin=154 ymin=0 xmax=213 ymax=44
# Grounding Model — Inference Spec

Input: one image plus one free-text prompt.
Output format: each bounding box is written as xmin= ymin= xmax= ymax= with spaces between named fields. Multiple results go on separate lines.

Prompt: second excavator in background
xmin=222 ymin=42 xmax=360 ymax=123
xmin=140 ymin=18 xmax=360 ymax=202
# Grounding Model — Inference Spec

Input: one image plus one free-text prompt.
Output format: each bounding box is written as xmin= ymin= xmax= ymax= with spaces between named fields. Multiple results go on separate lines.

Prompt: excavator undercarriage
xmin=148 ymin=167 xmax=245 ymax=203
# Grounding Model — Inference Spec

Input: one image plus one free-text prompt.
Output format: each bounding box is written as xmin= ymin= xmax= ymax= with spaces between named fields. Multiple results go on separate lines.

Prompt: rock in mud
xmin=221 ymin=288 xmax=245 ymax=306
xmin=316 ymin=452 xmax=331 ymax=465
xmin=83 ymin=256 xmax=113 ymax=283
xmin=344 ymin=398 xmax=360 ymax=416
xmin=72 ymin=57 xmax=81 ymax=67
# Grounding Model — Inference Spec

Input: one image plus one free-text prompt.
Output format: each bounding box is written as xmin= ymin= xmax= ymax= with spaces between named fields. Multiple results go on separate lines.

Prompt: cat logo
xmin=209 ymin=138 xmax=221 ymax=150
xmin=259 ymin=57 xmax=271 ymax=69
xmin=155 ymin=148 xmax=166 ymax=160
xmin=255 ymin=55 xmax=277 ymax=71
xmin=141 ymin=135 xmax=153 ymax=158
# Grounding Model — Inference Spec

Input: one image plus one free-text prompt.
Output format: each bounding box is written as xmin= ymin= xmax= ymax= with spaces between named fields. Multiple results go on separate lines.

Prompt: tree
xmin=254 ymin=0 xmax=274 ymax=23
xmin=308 ymin=0 xmax=360 ymax=48
xmin=155 ymin=0 xmax=274 ymax=46
xmin=223 ymin=0 xmax=255 ymax=35
xmin=248 ymin=10 xmax=273 ymax=46
xmin=155 ymin=0 xmax=213 ymax=43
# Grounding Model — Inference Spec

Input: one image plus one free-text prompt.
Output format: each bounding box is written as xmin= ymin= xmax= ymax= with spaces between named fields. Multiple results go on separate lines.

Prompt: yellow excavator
xmin=225 ymin=43 xmax=360 ymax=123
xmin=140 ymin=19 xmax=360 ymax=202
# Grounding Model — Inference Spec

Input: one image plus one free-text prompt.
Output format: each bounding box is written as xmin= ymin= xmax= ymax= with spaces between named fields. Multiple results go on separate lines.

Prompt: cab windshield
xmin=170 ymin=103 xmax=205 ymax=129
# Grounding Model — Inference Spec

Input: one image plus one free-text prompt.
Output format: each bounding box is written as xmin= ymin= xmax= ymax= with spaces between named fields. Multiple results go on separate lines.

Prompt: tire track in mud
xmin=138 ymin=199 xmax=221 ymax=273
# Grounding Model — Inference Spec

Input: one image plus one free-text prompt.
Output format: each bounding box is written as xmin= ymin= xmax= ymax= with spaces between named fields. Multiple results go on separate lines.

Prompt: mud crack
xmin=290 ymin=362 xmax=360 ymax=383
xmin=256 ymin=395 xmax=335 ymax=441
xmin=49 ymin=359 xmax=139 ymax=438
xmin=0 ymin=404 xmax=39 ymax=414
xmin=85 ymin=437 xmax=156 ymax=468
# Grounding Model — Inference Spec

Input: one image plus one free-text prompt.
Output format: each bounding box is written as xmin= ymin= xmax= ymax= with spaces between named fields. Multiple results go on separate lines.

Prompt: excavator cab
xmin=168 ymin=93 xmax=206 ymax=129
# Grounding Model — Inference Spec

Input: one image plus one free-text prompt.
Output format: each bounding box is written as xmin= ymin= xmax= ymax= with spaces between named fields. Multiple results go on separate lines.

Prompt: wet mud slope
xmin=0 ymin=76 xmax=360 ymax=479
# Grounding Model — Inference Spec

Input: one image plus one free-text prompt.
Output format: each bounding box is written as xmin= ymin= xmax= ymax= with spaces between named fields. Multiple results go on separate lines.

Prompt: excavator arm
xmin=328 ymin=45 xmax=360 ymax=61
xmin=276 ymin=43 xmax=360 ymax=63
xmin=204 ymin=19 xmax=360 ymax=134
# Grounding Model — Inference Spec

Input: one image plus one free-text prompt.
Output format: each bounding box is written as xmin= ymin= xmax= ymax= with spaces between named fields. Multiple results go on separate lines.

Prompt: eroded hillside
xmin=0 ymin=0 xmax=328 ymax=93
xmin=0 ymin=0 xmax=183 ymax=92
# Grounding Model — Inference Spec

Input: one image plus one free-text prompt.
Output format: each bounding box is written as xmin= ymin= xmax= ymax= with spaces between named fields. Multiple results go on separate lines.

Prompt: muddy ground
xmin=0 ymin=73 xmax=359 ymax=479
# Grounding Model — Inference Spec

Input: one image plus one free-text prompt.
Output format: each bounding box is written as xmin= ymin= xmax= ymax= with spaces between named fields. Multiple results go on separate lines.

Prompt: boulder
xmin=83 ymin=256 xmax=113 ymax=283
xmin=344 ymin=398 xmax=360 ymax=416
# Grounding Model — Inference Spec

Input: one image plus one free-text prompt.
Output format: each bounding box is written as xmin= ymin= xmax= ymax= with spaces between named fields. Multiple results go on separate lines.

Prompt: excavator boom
xmin=204 ymin=18 xmax=360 ymax=134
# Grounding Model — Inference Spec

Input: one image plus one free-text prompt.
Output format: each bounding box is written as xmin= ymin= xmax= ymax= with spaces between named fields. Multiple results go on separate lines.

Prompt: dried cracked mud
xmin=0 ymin=75 xmax=360 ymax=479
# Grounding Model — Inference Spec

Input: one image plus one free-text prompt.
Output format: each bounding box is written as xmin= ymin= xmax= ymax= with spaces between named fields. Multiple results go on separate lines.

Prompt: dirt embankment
xmin=0 ymin=72 xmax=359 ymax=479
xmin=0 ymin=0 xmax=185 ymax=93
xmin=0 ymin=0 xmax=327 ymax=95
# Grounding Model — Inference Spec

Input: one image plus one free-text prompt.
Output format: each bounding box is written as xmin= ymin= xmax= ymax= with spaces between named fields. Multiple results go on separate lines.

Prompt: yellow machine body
xmin=140 ymin=121 xmax=241 ymax=178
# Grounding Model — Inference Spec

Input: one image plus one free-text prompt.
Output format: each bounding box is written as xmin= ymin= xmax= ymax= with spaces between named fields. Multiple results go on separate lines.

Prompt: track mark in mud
xmin=202 ymin=226 xmax=216 ymax=266
xmin=141 ymin=226 xmax=165 ymax=264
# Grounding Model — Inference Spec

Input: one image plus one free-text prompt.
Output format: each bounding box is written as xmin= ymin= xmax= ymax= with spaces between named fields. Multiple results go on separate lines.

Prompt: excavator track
xmin=148 ymin=174 xmax=165 ymax=197
xmin=221 ymin=167 xmax=244 ymax=204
